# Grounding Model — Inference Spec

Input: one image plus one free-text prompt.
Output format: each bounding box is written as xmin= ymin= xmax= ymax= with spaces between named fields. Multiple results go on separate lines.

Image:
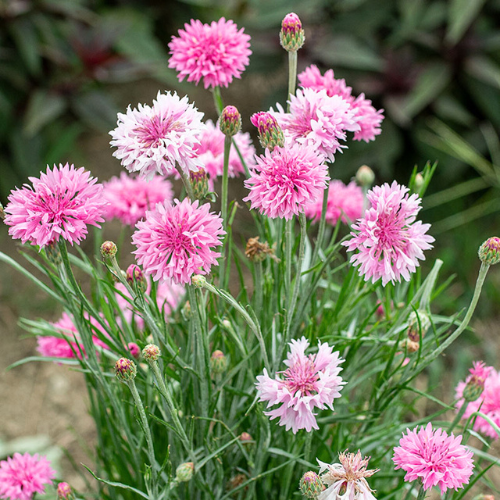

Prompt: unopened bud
xmin=191 ymin=275 xmax=207 ymax=288
xmin=127 ymin=342 xmax=140 ymax=359
xmin=142 ymin=344 xmax=161 ymax=362
xmin=181 ymin=301 xmax=192 ymax=320
xmin=407 ymin=310 xmax=431 ymax=342
xmin=115 ymin=358 xmax=137 ymax=382
xmin=414 ymin=173 xmax=424 ymax=191
xmin=239 ymin=432 xmax=253 ymax=444
xmin=400 ymin=339 xmax=419 ymax=353
xmin=280 ymin=13 xmax=305 ymax=52
xmin=464 ymin=361 xmax=491 ymax=402
xmin=175 ymin=462 xmax=194 ymax=482
xmin=250 ymin=112 xmax=285 ymax=152
xmin=210 ymin=350 xmax=228 ymax=375
xmin=57 ymin=482 xmax=74 ymax=500
xmin=299 ymin=471 xmax=324 ymax=498
xmin=478 ymin=237 xmax=500 ymax=265
xmin=101 ymin=241 xmax=117 ymax=258
xmin=356 ymin=165 xmax=375 ymax=187
xmin=220 ymin=106 xmax=241 ymax=137
xmin=46 ymin=240 xmax=62 ymax=265
xmin=0 ymin=202 xmax=5 ymax=220
xmin=126 ymin=264 xmax=147 ymax=292
xmin=190 ymin=168 xmax=209 ymax=200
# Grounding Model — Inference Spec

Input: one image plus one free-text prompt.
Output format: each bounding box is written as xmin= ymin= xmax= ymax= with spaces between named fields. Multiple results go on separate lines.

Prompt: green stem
xmin=448 ymin=399 xmax=468 ymax=434
xmin=219 ymin=135 xmax=232 ymax=289
xmin=175 ymin=163 xmax=195 ymax=201
xmin=254 ymin=259 xmax=263 ymax=321
xmin=416 ymin=484 xmax=426 ymax=500
xmin=285 ymin=219 xmax=293 ymax=299
xmin=212 ymin=86 xmax=224 ymax=115
xmin=287 ymin=51 xmax=297 ymax=111
xmin=310 ymin=186 xmax=329 ymax=267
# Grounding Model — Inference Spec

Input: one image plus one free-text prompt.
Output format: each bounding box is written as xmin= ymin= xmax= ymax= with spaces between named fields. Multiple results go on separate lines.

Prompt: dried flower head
xmin=245 ymin=236 xmax=276 ymax=262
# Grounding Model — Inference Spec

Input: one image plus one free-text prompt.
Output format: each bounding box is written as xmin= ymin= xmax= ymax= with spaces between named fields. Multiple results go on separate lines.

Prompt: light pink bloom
xmin=103 ymin=172 xmax=174 ymax=227
xmin=455 ymin=364 xmax=500 ymax=439
xmin=132 ymin=198 xmax=225 ymax=285
xmin=317 ymin=451 xmax=378 ymax=500
xmin=256 ymin=337 xmax=344 ymax=433
xmin=298 ymin=64 xmax=384 ymax=143
xmin=110 ymin=92 xmax=204 ymax=179
xmin=243 ymin=143 xmax=328 ymax=220
xmin=4 ymin=163 xmax=106 ymax=248
xmin=168 ymin=18 xmax=251 ymax=89
xmin=342 ymin=182 xmax=434 ymax=286
xmin=393 ymin=423 xmax=474 ymax=495
xmin=0 ymin=452 xmax=55 ymax=500
xmin=305 ymin=180 xmax=365 ymax=225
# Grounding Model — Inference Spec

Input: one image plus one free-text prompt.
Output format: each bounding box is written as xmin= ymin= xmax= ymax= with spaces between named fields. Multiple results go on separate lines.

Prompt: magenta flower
xmin=109 ymin=92 xmax=204 ymax=179
xmin=393 ymin=423 xmax=474 ymax=495
xmin=4 ymin=163 xmax=106 ymax=248
xmin=0 ymin=452 xmax=55 ymax=500
xmin=256 ymin=337 xmax=344 ymax=433
xmin=168 ymin=18 xmax=251 ymax=89
xmin=342 ymin=182 xmax=434 ymax=286
xmin=132 ymin=198 xmax=225 ymax=285
xmin=243 ymin=143 xmax=328 ymax=220
xmin=103 ymin=173 xmax=174 ymax=227
xmin=305 ymin=180 xmax=365 ymax=225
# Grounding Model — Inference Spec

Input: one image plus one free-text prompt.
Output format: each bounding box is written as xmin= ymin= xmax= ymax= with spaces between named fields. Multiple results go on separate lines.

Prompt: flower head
xmin=256 ymin=337 xmax=344 ymax=433
xmin=220 ymin=105 xmax=241 ymax=136
xmin=57 ymin=482 xmax=74 ymax=499
xmin=280 ymin=13 xmax=305 ymax=52
xmin=299 ymin=471 xmax=324 ymax=498
xmin=168 ymin=18 xmax=251 ymax=89
xmin=251 ymin=112 xmax=285 ymax=151
xmin=115 ymin=358 xmax=137 ymax=382
xmin=4 ymin=163 xmax=106 ymax=248
xmin=142 ymin=344 xmax=161 ymax=362
xmin=393 ymin=423 xmax=474 ymax=494
xmin=110 ymin=92 xmax=204 ymax=179
xmin=342 ymin=182 xmax=434 ymax=286
xmin=132 ymin=198 xmax=225 ymax=285
xmin=175 ymin=462 xmax=194 ymax=482
xmin=243 ymin=143 xmax=328 ymax=220
xmin=478 ymin=237 xmax=500 ymax=265
xmin=0 ymin=452 xmax=56 ymax=500
xmin=101 ymin=241 xmax=118 ymax=258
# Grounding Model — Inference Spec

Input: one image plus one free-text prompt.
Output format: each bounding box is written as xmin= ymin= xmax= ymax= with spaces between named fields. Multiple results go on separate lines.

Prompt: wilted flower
xmin=245 ymin=236 xmax=276 ymax=262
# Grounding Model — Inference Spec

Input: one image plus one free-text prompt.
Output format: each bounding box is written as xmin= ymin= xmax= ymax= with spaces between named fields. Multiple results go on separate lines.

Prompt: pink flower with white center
xmin=317 ymin=451 xmax=378 ymax=500
xmin=132 ymin=198 xmax=225 ymax=285
xmin=103 ymin=172 xmax=174 ymax=227
xmin=393 ymin=423 xmax=474 ymax=495
xmin=4 ymin=163 xmax=106 ymax=248
xmin=274 ymin=88 xmax=359 ymax=162
xmin=110 ymin=92 xmax=204 ymax=180
xmin=0 ymin=452 xmax=55 ymax=500
xmin=243 ymin=143 xmax=328 ymax=220
xmin=342 ymin=182 xmax=434 ymax=286
xmin=168 ymin=18 xmax=251 ymax=89
xmin=256 ymin=337 xmax=345 ymax=433
xmin=455 ymin=364 xmax=500 ymax=439
xmin=305 ymin=180 xmax=365 ymax=225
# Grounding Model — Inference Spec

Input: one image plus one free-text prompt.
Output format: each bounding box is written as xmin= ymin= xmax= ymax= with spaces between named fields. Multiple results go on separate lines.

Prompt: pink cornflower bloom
xmin=298 ymin=65 xmax=384 ymax=143
xmin=305 ymin=180 xmax=365 ymax=225
xmin=4 ymin=163 xmax=106 ymax=248
xmin=243 ymin=143 xmax=328 ymax=220
xmin=132 ymin=198 xmax=225 ymax=285
xmin=317 ymin=451 xmax=378 ymax=500
xmin=393 ymin=423 xmax=474 ymax=495
xmin=342 ymin=182 xmax=434 ymax=286
xmin=455 ymin=364 xmax=500 ymax=439
xmin=0 ymin=452 xmax=55 ymax=500
xmin=168 ymin=18 xmax=251 ymax=89
xmin=256 ymin=337 xmax=344 ymax=433
xmin=103 ymin=173 xmax=173 ymax=227
xmin=110 ymin=92 xmax=204 ymax=180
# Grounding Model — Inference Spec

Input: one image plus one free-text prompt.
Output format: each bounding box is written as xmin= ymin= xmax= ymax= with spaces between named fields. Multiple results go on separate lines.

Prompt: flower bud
xmin=220 ymin=106 xmax=241 ymax=137
xmin=463 ymin=361 xmax=491 ymax=402
xmin=142 ymin=344 xmax=161 ymax=362
xmin=46 ymin=240 xmax=62 ymax=265
xmin=239 ymin=432 xmax=253 ymax=444
xmin=191 ymin=275 xmax=207 ymax=288
xmin=478 ymin=237 xmax=500 ymax=265
xmin=181 ymin=301 xmax=191 ymax=320
xmin=115 ymin=358 xmax=137 ymax=382
xmin=407 ymin=310 xmax=431 ymax=343
xmin=356 ymin=165 xmax=375 ymax=187
xmin=0 ymin=202 xmax=5 ymax=220
xmin=127 ymin=342 xmax=140 ymax=359
xmin=250 ymin=112 xmax=285 ymax=152
xmin=126 ymin=264 xmax=147 ymax=292
xmin=280 ymin=12 xmax=305 ymax=52
xmin=190 ymin=168 xmax=209 ymax=200
xmin=299 ymin=471 xmax=324 ymax=498
xmin=400 ymin=339 xmax=419 ymax=353
xmin=175 ymin=462 xmax=194 ymax=482
xmin=414 ymin=172 xmax=424 ymax=191
xmin=101 ymin=241 xmax=117 ymax=258
xmin=57 ymin=482 xmax=74 ymax=500
xmin=210 ymin=350 xmax=228 ymax=376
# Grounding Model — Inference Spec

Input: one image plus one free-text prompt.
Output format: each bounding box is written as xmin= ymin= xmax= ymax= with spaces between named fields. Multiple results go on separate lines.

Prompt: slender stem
xmin=219 ymin=135 xmax=232 ymax=289
xmin=212 ymin=86 xmax=224 ymax=115
xmin=254 ymin=259 xmax=263 ymax=320
xmin=416 ymin=484 xmax=426 ymax=500
xmin=175 ymin=163 xmax=195 ymax=201
xmin=287 ymin=51 xmax=298 ymax=111
xmin=448 ymin=399 xmax=468 ymax=434
xmin=285 ymin=219 xmax=293 ymax=299
xmin=310 ymin=186 xmax=329 ymax=267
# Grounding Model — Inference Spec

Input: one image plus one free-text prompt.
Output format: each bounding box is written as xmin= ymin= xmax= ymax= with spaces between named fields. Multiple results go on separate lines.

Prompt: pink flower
xmin=4 ymin=163 xmax=106 ymax=248
xmin=393 ymin=423 xmax=474 ymax=495
xmin=103 ymin=173 xmax=174 ymax=227
xmin=342 ymin=182 xmax=434 ymax=286
xmin=132 ymin=198 xmax=225 ymax=285
xmin=455 ymin=364 xmax=500 ymax=439
xmin=168 ymin=18 xmax=251 ymax=89
xmin=305 ymin=180 xmax=365 ymax=225
xmin=243 ymin=143 xmax=328 ymax=220
xmin=256 ymin=337 xmax=344 ymax=433
xmin=110 ymin=92 xmax=204 ymax=180
xmin=0 ymin=452 xmax=55 ymax=500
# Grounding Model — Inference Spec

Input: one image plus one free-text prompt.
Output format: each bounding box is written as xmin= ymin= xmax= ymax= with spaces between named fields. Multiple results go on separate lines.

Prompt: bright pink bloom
xmin=168 ymin=18 xmax=251 ymax=89
xmin=243 ymin=143 xmax=328 ymax=220
xmin=305 ymin=180 xmax=365 ymax=225
xmin=256 ymin=337 xmax=344 ymax=434
xmin=103 ymin=173 xmax=173 ymax=227
xmin=455 ymin=364 xmax=500 ymax=439
xmin=393 ymin=423 xmax=474 ymax=495
xmin=110 ymin=92 xmax=204 ymax=179
xmin=0 ymin=452 xmax=55 ymax=500
xmin=4 ymin=163 xmax=106 ymax=248
xmin=342 ymin=182 xmax=434 ymax=286
xmin=132 ymin=198 xmax=225 ymax=285
xmin=127 ymin=342 xmax=140 ymax=359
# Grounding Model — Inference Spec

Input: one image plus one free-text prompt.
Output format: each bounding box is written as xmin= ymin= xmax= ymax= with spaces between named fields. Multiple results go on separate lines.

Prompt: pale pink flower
xmin=317 ymin=451 xmax=378 ymax=500
xmin=350 ymin=94 xmax=385 ymax=143
xmin=243 ymin=143 xmax=328 ymax=220
xmin=455 ymin=364 xmax=500 ymax=439
xmin=168 ymin=18 xmax=251 ymax=89
xmin=132 ymin=198 xmax=225 ymax=285
xmin=0 ymin=452 xmax=55 ymax=500
xmin=305 ymin=180 xmax=365 ymax=225
xmin=110 ymin=92 xmax=204 ymax=179
xmin=256 ymin=337 xmax=344 ymax=433
xmin=342 ymin=182 xmax=434 ymax=286
xmin=4 ymin=163 xmax=106 ymax=248
xmin=103 ymin=172 xmax=174 ymax=227
xmin=393 ymin=423 xmax=474 ymax=495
